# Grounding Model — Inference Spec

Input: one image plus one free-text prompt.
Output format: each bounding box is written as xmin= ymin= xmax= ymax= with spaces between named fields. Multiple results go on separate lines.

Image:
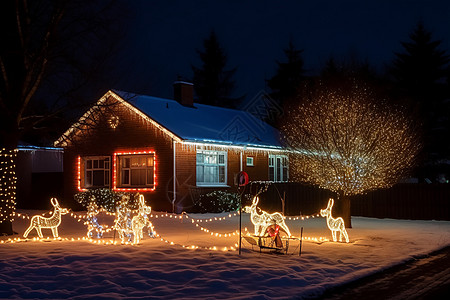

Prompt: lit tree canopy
xmin=283 ymin=80 xmax=420 ymax=195
xmin=281 ymin=79 xmax=421 ymax=227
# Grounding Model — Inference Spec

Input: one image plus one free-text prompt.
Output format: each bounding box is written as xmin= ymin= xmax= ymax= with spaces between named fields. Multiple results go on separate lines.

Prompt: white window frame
xmin=246 ymin=156 xmax=254 ymax=166
xmin=117 ymin=154 xmax=155 ymax=188
xmin=196 ymin=150 xmax=227 ymax=186
xmin=269 ymin=154 xmax=289 ymax=182
xmin=83 ymin=156 xmax=110 ymax=188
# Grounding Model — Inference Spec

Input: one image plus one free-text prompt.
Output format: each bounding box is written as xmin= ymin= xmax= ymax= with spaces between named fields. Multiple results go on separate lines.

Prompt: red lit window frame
xmin=77 ymin=156 xmax=87 ymax=192
xmin=112 ymin=150 xmax=157 ymax=192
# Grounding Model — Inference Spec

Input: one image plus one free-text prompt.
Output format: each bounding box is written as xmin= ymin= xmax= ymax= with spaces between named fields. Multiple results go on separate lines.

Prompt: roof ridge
xmin=113 ymin=89 xmax=250 ymax=114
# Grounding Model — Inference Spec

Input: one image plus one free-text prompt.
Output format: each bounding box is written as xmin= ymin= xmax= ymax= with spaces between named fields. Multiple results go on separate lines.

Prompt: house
xmin=54 ymin=82 xmax=289 ymax=212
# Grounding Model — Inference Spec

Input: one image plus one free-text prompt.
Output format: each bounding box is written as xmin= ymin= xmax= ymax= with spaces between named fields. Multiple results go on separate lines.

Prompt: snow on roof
xmin=113 ymin=90 xmax=283 ymax=149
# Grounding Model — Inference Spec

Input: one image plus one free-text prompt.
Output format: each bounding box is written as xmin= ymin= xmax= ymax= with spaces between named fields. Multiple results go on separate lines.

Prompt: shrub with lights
xmin=74 ymin=188 xmax=140 ymax=213
xmin=193 ymin=190 xmax=240 ymax=213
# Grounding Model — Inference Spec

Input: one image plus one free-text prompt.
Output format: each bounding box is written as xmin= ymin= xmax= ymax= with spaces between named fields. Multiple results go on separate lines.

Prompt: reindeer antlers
xmin=51 ymin=198 xmax=59 ymax=206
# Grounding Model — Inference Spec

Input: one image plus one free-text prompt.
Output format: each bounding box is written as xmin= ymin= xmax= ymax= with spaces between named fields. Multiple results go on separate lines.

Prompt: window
xmin=196 ymin=150 xmax=227 ymax=185
xmin=117 ymin=154 xmax=155 ymax=188
xmin=246 ymin=156 xmax=254 ymax=166
xmin=269 ymin=154 xmax=288 ymax=182
xmin=82 ymin=156 xmax=110 ymax=188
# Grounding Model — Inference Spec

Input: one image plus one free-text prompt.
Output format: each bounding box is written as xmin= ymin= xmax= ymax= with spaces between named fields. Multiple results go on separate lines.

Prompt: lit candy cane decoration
xmin=320 ymin=198 xmax=349 ymax=243
xmin=23 ymin=198 xmax=69 ymax=238
xmin=243 ymin=196 xmax=291 ymax=237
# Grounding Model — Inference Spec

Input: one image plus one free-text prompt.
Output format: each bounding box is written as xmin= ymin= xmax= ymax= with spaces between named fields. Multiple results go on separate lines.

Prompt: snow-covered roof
xmin=113 ymin=90 xmax=283 ymax=149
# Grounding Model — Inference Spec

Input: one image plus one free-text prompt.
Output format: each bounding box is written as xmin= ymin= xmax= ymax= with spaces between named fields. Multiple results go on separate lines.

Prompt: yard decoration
xmin=114 ymin=194 xmax=154 ymax=244
xmin=114 ymin=195 xmax=133 ymax=243
xmin=320 ymin=198 xmax=349 ymax=243
xmin=86 ymin=199 xmax=104 ymax=239
xmin=244 ymin=196 xmax=291 ymax=237
xmin=23 ymin=198 xmax=69 ymax=238
xmin=131 ymin=194 xmax=154 ymax=244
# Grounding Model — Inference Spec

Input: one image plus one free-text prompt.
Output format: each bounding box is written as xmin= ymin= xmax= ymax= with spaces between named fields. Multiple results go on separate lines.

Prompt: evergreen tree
xmin=192 ymin=31 xmax=240 ymax=108
xmin=267 ymin=39 xmax=305 ymax=107
xmin=321 ymin=55 xmax=379 ymax=84
xmin=390 ymin=22 xmax=450 ymax=168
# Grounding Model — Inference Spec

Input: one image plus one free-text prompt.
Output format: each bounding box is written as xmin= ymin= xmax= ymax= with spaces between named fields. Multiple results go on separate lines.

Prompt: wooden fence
xmin=251 ymin=182 xmax=450 ymax=221
xmin=351 ymin=183 xmax=450 ymax=221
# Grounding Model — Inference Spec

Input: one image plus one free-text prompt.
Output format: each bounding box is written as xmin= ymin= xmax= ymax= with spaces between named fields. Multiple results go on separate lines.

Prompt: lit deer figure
xmin=115 ymin=195 xmax=133 ymax=243
xmin=23 ymin=198 xmax=69 ymax=238
xmin=320 ymin=198 xmax=349 ymax=243
xmin=244 ymin=196 xmax=291 ymax=237
xmin=131 ymin=195 xmax=153 ymax=244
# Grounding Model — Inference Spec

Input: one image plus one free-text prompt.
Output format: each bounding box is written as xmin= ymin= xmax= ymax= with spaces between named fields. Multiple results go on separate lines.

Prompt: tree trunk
xmin=0 ymin=148 xmax=16 ymax=235
xmin=337 ymin=192 xmax=352 ymax=228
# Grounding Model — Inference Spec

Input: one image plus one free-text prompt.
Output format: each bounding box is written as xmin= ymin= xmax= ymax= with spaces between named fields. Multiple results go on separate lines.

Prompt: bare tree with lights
xmin=281 ymin=79 xmax=421 ymax=228
xmin=0 ymin=0 xmax=124 ymax=234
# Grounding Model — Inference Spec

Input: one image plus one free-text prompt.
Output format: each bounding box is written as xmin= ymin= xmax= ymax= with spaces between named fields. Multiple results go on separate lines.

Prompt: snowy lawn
xmin=1 ymin=210 xmax=450 ymax=299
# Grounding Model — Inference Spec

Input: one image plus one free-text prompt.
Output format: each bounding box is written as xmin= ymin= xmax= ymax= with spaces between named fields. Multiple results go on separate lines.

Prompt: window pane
xmin=219 ymin=166 xmax=225 ymax=183
xmin=122 ymin=170 xmax=129 ymax=185
xmin=146 ymin=169 xmax=154 ymax=185
xmin=131 ymin=169 xmax=146 ymax=186
xmin=269 ymin=167 xmax=274 ymax=181
xmin=123 ymin=158 xmax=130 ymax=168
xmin=105 ymin=171 xmax=110 ymax=185
xmin=104 ymin=160 xmax=109 ymax=169
xmin=87 ymin=160 xmax=92 ymax=169
xmin=93 ymin=160 xmax=99 ymax=169
xmin=276 ymin=157 xmax=282 ymax=181
xmin=131 ymin=157 xmax=139 ymax=167
xmin=147 ymin=157 xmax=154 ymax=166
xmin=196 ymin=151 xmax=226 ymax=184
xmin=86 ymin=171 xmax=92 ymax=186
xmin=93 ymin=170 xmax=104 ymax=186
xmin=196 ymin=166 xmax=203 ymax=182
xmin=283 ymin=167 xmax=288 ymax=182
xmin=205 ymin=166 xmax=214 ymax=183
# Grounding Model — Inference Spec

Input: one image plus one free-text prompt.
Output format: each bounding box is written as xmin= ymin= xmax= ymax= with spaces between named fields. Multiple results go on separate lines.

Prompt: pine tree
xmin=267 ymin=40 xmax=305 ymax=107
xmin=390 ymin=22 xmax=450 ymax=167
xmin=191 ymin=31 xmax=240 ymax=108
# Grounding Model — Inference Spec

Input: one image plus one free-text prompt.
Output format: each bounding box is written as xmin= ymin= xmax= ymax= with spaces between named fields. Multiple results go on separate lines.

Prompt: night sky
xmin=112 ymin=0 xmax=450 ymax=102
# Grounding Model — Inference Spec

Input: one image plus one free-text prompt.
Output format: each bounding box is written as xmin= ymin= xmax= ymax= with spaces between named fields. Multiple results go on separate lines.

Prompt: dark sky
xmin=112 ymin=0 xmax=450 ymax=102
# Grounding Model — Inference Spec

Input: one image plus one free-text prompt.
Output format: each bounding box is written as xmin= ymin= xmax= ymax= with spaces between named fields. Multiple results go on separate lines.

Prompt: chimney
xmin=173 ymin=78 xmax=194 ymax=107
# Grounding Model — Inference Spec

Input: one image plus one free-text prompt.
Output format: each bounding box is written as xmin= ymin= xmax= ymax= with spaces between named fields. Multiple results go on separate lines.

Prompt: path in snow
xmin=317 ymin=245 xmax=450 ymax=299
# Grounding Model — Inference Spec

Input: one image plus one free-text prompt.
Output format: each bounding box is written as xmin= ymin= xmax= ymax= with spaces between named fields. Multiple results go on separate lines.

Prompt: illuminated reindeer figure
xmin=23 ymin=198 xmax=69 ymax=238
xmin=131 ymin=195 xmax=153 ymax=244
xmin=86 ymin=199 xmax=104 ymax=239
xmin=320 ymin=198 xmax=349 ymax=243
xmin=115 ymin=195 xmax=133 ymax=243
xmin=244 ymin=196 xmax=291 ymax=237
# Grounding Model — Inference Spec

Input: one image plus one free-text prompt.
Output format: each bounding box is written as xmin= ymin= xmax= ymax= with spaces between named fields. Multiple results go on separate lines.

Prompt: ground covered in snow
xmin=1 ymin=210 xmax=450 ymax=299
